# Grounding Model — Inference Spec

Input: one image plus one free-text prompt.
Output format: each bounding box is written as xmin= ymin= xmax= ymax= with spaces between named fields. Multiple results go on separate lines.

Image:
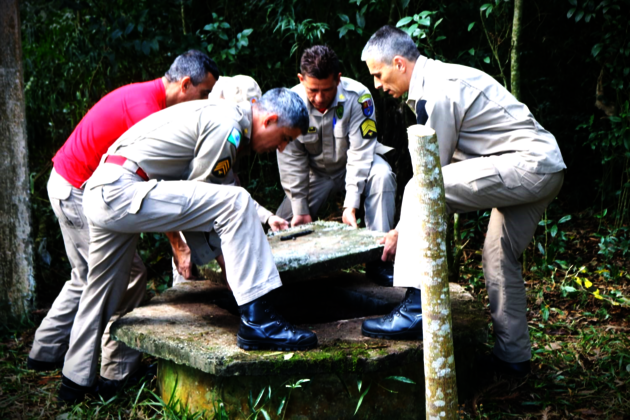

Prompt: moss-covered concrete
xmin=113 ymin=274 xmax=486 ymax=374
xmin=159 ymin=357 xmax=429 ymax=419
xmin=137 ymin=274 xmax=487 ymax=419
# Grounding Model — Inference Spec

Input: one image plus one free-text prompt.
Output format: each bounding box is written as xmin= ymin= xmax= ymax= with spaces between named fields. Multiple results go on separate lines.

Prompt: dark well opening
xmin=174 ymin=272 xmax=400 ymax=325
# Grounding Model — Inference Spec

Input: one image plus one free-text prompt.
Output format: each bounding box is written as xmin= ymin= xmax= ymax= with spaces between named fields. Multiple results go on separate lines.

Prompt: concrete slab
xmin=197 ymin=221 xmax=386 ymax=283
xmin=112 ymin=273 xmax=486 ymax=378
xmin=112 ymin=273 xmax=487 ymax=418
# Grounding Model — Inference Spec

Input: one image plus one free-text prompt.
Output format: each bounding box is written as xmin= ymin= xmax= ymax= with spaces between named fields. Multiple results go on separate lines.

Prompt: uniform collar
xmin=238 ymin=101 xmax=253 ymax=144
xmin=406 ymin=55 xmax=428 ymax=110
xmin=297 ymin=79 xmax=347 ymax=116
xmin=329 ymin=79 xmax=347 ymax=110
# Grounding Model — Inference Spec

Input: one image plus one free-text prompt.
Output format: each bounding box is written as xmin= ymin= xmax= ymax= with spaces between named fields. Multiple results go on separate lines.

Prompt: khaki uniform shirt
xmin=104 ymin=99 xmax=273 ymax=223
xmin=406 ymin=56 xmax=566 ymax=174
xmin=277 ymin=77 xmax=392 ymax=216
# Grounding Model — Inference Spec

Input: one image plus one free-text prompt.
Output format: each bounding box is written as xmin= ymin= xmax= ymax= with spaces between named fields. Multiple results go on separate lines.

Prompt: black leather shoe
xmin=237 ymin=296 xmax=317 ymax=351
xmin=27 ymin=356 xmax=64 ymax=372
xmin=362 ymin=288 xmax=423 ymax=339
xmin=96 ymin=363 xmax=158 ymax=400
xmin=493 ymin=354 xmax=531 ymax=378
xmin=57 ymin=375 xmax=95 ymax=405
xmin=366 ymin=261 xmax=394 ymax=287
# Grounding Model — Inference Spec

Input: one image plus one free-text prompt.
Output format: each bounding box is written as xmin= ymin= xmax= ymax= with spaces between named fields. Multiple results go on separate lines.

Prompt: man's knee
xmin=367 ymin=165 xmax=396 ymax=195
xmin=223 ymin=186 xmax=254 ymax=213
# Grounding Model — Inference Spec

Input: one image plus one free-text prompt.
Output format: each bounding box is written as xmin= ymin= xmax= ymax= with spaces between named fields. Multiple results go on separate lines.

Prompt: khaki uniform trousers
xmin=395 ymin=154 xmax=564 ymax=363
xmin=29 ymin=169 xmax=147 ymax=381
xmin=277 ymin=155 xmax=396 ymax=232
xmin=64 ymin=165 xmax=281 ymax=386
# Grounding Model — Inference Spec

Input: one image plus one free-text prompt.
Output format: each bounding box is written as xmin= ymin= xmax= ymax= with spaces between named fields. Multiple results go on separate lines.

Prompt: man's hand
xmin=342 ymin=207 xmax=358 ymax=228
xmin=166 ymin=231 xmax=197 ymax=279
xmin=291 ymin=214 xmax=312 ymax=227
xmin=378 ymin=229 xmax=399 ymax=262
xmin=268 ymin=215 xmax=289 ymax=231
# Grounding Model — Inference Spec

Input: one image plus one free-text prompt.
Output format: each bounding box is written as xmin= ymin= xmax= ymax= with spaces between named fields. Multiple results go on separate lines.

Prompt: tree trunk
xmin=395 ymin=125 xmax=458 ymax=419
xmin=0 ymin=0 xmax=35 ymax=322
xmin=511 ymin=0 xmax=524 ymax=100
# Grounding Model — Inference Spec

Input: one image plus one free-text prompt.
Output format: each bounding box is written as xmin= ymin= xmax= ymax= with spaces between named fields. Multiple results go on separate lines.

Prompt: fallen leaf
xmin=544 ymin=342 xmax=563 ymax=351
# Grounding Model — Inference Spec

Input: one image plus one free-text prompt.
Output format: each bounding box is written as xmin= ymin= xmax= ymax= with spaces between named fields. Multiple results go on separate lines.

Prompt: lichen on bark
xmin=395 ymin=125 xmax=458 ymax=419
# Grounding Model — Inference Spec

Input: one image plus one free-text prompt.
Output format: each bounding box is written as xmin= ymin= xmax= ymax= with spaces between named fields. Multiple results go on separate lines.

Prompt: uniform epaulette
xmin=340 ymin=77 xmax=370 ymax=97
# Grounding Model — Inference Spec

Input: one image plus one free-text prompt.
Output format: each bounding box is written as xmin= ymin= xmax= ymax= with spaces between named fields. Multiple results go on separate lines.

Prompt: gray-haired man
xmin=29 ymin=50 xmax=219 ymax=376
xmin=58 ymin=88 xmax=317 ymax=403
xmin=360 ymin=26 xmax=565 ymax=378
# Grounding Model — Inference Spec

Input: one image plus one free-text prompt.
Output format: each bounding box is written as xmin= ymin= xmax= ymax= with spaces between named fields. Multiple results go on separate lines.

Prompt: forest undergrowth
xmin=0 ymin=208 xmax=628 ymax=419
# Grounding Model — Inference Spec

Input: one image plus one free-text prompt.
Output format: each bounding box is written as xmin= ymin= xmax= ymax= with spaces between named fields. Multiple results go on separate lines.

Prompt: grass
xmin=1 ymin=209 xmax=629 ymax=419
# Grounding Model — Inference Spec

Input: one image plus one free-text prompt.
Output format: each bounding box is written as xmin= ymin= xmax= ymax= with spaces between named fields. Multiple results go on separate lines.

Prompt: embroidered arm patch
xmin=227 ymin=128 xmax=242 ymax=148
xmin=360 ymin=119 xmax=377 ymax=139
xmin=358 ymin=93 xmax=374 ymax=117
xmin=212 ymin=157 xmax=232 ymax=178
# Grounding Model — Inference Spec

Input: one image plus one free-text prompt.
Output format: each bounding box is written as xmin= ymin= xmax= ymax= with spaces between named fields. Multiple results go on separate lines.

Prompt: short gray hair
xmin=255 ymin=88 xmax=309 ymax=135
xmin=164 ymin=50 xmax=220 ymax=86
xmin=361 ymin=25 xmax=420 ymax=64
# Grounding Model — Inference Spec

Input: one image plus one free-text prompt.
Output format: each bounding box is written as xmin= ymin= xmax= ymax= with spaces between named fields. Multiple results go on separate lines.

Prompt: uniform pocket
xmin=300 ymin=133 xmax=322 ymax=155
xmin=56 ymin=198 xmax=85 ymax=228
xmin=128 ymin=179 xmax=158 ymax=214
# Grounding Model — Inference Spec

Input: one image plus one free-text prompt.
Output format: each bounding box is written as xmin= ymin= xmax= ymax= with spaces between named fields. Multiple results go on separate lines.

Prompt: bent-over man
xmin=360 ymin=26 xmax=565 ymax=378
xmin=58 ymin=88 xmax=317 ymax=403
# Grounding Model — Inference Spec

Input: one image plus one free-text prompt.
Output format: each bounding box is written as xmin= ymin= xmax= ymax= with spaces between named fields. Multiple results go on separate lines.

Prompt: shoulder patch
xmin=227 ymin=128 xmax=241 ymax=148
xmin=336 ymin=105 xmax=344 ymax=120
xmin=339 ymin=94 xmax=346 ymax=100
xmin=212 ymin=157 xmax=232 ymax=178
xmin=307 ymin=126 xmax=317 ymax=134
xmin=358 ymin=94 xmax=374 ymax=117
xmin=360 ymin=119 xmax=377 ymax=139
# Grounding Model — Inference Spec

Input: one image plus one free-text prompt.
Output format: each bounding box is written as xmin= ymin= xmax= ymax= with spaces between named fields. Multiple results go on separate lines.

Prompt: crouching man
xmin=59 ymin=88 xmax=317 ymax=403
xmin=276 ymin=45 xmax=397 ymax=285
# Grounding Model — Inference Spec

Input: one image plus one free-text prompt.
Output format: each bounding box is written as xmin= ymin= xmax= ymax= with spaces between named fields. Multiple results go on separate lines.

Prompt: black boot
xmin=492 ymin=354 xmax=531 ymax=378
xmin=96 ymin=363 xmax=158 ymax=400
xmin=27 ymin=356 xmax=64 ymax=372
xmin=362 ymin=288 xmax=423 ymax=339
xmin=366 ymin=261 xmax=394 ymax=287
xmin=57 ymin=375 xmax=96 ymax=405
xmin=237 ymin=295 xmax=317 ymax=351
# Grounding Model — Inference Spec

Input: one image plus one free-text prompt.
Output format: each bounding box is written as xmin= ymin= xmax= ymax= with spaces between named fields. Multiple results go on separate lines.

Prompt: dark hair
xmin=255 ymin=88 xmax=309 ymax=135
xmin=362 ymin=25 xmax=420 ymax=64
xmin=299 ymin=45 xmax=340 ymax=80
xmin=164 ymin=50 xmax=220 ymax=86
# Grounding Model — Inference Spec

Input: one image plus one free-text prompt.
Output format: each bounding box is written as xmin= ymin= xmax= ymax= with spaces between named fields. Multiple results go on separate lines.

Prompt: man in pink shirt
xmin=28 ymin=50 xmax=219 ymax=391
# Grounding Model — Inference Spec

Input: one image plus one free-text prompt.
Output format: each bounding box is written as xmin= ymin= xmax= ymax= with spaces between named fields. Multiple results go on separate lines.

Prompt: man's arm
xmin=166 ymin=231 xmax=197 ymax=279
xmin=276 ymin=139 xmax=312 ymax=226
xmin=342 ymin=91 xmax=378 ymax=227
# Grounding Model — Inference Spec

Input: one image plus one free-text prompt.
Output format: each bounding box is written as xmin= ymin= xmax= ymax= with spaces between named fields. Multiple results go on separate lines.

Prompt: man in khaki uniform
xmin=277 ymin=45 xmax=397 ymax=285
xmin=171 ymin=75 xmax=288 ymax=284
xmin=360 ymin=26 xmax=565 ymax=378
xmin=59 ymin=88 xmax=316 ymax=403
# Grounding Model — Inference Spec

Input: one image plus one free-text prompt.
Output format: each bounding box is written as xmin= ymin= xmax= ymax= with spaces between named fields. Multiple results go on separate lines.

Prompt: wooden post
xmin=395 ymin=125 xmax=458 ymax=419
xmin=0 ymin=0 xmax=35 ymax=322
